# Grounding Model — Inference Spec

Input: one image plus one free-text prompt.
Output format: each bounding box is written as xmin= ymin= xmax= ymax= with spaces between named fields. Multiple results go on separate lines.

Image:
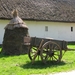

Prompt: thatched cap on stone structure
xmin=5 ymin=9 xmax=28 ymax=30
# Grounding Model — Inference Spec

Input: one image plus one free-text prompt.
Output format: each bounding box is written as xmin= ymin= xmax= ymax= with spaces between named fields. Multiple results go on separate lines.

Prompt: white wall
xmin=0 ymin=20 xmax=75 ymax=44
xmin=25 ymin=21 xmax=75 ymax=41
xmin=0 ymin=20 xmax=9 ymax=44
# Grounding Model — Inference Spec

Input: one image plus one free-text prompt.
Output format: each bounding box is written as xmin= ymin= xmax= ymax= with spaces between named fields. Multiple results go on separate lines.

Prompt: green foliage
xmin=0 ymin=44 xmax=75 ymax=75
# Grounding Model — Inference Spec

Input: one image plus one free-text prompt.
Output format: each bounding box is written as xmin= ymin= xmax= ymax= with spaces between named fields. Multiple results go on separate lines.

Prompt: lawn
xmin=0 ymin=44 xmax=75 ymax=75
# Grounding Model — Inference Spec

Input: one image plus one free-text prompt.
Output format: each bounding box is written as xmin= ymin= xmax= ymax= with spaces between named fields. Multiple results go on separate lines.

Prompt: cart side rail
xmin=30 ymin=37 xmax=68 ymax=50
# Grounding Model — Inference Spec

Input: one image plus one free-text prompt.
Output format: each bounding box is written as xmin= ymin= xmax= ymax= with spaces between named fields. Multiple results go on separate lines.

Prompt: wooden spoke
xmin=28 ymin=39 xmax=44 ymax=63
xmin=28 ymin=46 xmax=38 ymax=60
xmin=40 ymin=41 xmax=62 ymax=63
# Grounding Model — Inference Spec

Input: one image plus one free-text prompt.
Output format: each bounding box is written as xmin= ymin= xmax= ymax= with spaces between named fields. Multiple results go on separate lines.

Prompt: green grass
xmin=0 ymin=47 xmax=2 ymax=52
xmin=67 ymin=42 xmax=75 ymax=49
xmin=67 ymin=44 xmax=75 ymax=49
xmin=0 ymin=44 xmax=75 ymax=75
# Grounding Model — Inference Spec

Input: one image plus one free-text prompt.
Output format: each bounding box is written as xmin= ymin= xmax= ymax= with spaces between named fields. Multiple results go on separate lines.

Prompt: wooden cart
xmin=24 ymin=37 xmax=67 ymax=63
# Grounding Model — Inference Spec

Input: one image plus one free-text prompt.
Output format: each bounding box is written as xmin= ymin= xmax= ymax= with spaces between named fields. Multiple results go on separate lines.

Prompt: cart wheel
xmin=41 ymin=41 xmax=62 ymax=63
xmin=28 ymin=46 xmax=40 ymax=61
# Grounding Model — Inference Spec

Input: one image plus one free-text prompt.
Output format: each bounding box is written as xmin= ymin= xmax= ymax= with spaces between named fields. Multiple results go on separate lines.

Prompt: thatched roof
xmin=5 ymin=9 xmax=28 ymax=30
xmin=0 ymin=0 xmax=75 ymax=22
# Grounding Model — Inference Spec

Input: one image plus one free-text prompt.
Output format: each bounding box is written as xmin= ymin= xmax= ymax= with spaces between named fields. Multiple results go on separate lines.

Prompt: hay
xmin=1 ymin=10 xmax=30 ymax=55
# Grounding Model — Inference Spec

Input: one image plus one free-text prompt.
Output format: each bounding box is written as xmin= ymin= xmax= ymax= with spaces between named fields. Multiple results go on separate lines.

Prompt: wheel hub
xmin=37 ymin=50 xmax=40 ymax=55
xmin=48 ymin=51 xmax=54 ymax=57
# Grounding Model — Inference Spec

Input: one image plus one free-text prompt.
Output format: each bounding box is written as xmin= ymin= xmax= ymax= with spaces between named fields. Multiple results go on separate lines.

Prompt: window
xmin=45 ymin=26 xmax=48 ymax=31
xmin=71 ymin=27 xmax=73 ymax=32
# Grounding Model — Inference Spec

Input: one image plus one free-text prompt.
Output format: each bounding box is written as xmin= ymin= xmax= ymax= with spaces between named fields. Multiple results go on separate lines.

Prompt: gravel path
xmin=49 ymin=70 xmax=75 ymax=75
xmin=31 ymin=70 xmax=75 ymax=75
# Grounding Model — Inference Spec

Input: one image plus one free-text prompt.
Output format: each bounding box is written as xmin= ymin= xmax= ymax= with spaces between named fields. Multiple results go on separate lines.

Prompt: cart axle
xmin=48 ymin=52 xmax=54 ymax=57
xmin=37 ymin=50 xmax=41 ymax=55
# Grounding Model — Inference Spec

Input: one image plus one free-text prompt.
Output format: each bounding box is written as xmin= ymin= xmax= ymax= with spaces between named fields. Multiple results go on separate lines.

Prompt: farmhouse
xmin=0 ymin=0 xmax=75 ymax=44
